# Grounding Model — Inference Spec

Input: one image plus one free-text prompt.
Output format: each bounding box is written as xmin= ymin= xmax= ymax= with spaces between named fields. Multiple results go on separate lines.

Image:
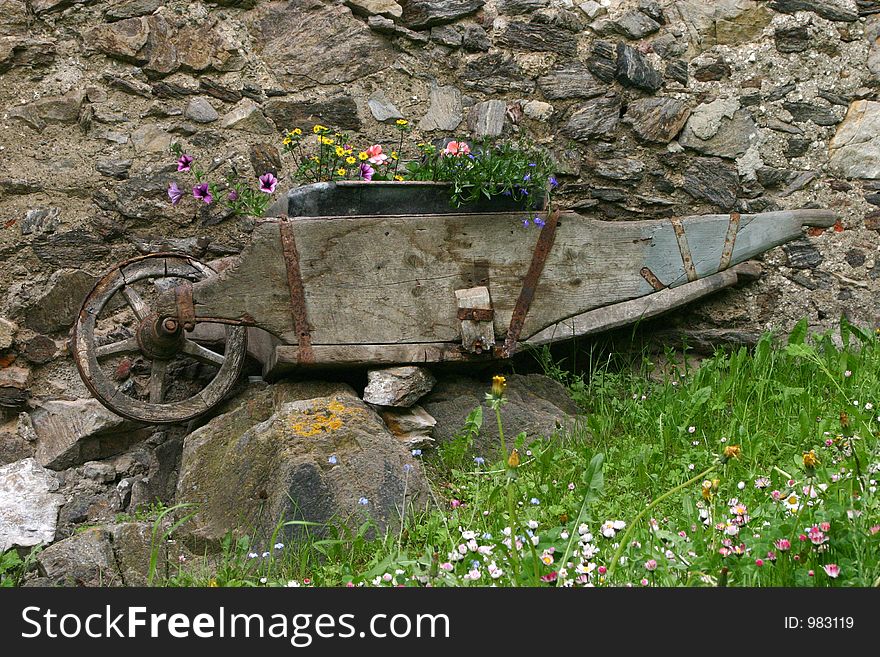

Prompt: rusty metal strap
xmin=718 ymin=212 xmax=741 ymax=271
xmin=500 ymin=209 xmax=560 ymax=358
xmin=174 ymin=281 xmax=196 ymax=331
xmin=279 ymin=221 xmax=314 ymax=364
xmin=457 ymin=308 xmax=494 ymax=322
xmin=671 ymin=217 xmax=697 ymax=282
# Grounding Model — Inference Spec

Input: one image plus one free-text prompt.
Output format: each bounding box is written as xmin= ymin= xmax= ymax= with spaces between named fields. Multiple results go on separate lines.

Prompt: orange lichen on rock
xmin=290 ymin=397 xmax=364 ymax=437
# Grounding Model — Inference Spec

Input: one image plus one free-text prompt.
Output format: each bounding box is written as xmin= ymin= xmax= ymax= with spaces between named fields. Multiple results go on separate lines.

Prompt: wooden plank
xmin=455 ymin=286 xmax=495 ymax=353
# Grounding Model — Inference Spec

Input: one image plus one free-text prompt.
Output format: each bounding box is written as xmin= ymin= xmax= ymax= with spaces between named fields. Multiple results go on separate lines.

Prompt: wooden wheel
xmin=72 ymin=253 xmax=248 ymax=424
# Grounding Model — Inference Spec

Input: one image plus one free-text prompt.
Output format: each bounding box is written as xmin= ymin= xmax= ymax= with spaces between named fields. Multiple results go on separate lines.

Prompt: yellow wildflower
xmin=310 ymin=155 xmax=320 ymax=162
xmin=803 ymin=450 xmax=820 ymax=469
xmin=312 ymin=124 xmax=328 ymax=134
xmin=507 ymin=448 xmax=520 ymax=468
xmin=346 ymin=156 xmax=356 ymax=165
xmin=394 ymin=175 xmax=404 ymax=181
xmin=491 ymin=375 xmax=507 ymax=397
xmin=292 ymin=127 xmax=302 ymax=136
xmin=335 ymin=145 xmax=345 ymax=157
xmin=358 ymin=151 xmax=368 ymax=161
xmin=701 ymin=480 xmax=713 ymax=500
xmin=396 ymin=119 xmax=408 ymax=126
xmin=391 ymin=151 xmax=398 ymax=160
xmin=320 ymin=136 xmax=335 ymax=145
xmin=722 ymin=445 xmax=741 ymax=461
xmin=336 ymin=168 xmax=346 ymax=176
xmin=282 ymin=136 xmax=292 ymax=146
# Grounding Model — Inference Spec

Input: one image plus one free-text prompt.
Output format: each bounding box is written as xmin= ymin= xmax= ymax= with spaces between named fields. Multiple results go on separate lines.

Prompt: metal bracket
xmin=174 ymin=281 xmax=196 ymax=332
xmin=457 ymin=308 xmax=494 ymax=322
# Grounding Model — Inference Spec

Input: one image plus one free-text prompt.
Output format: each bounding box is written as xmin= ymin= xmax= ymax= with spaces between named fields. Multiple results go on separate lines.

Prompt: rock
xmin=779 ymin=170 xmax=818 ymax=196
xmin=419 ymin=83 xmax=463 ymax=131
xmin=110 ymin=521 xmax=180 ymax=586
xmin=665 ymin=59 xmax=688 ymax=84
xmin=29 ymin=399 xmax=147 ymax=470
xmin=846 ymin=248 xmax=867 ymax=267
xmin=462 ymin=53 xmax=535 ymax=94
xmin=828 ymin=100 xmax=880 ymax=179
xmin=595 ymin=158 xmax=645 ymax=183
xmin=399 ymin=0 xmax=485 ymax=29
xmin=368 ymin=91 xmax=404 ymax=122
xmin=419 ymin=374 xmax=578 ymax=456
xmin=96 ymin=159 xmax=132 ymax=180
xmin=176 ymin=382 xmax=430 ymax=547
xmin=8 ymin=90 xmax=85 ymax=131
xmin=23 ymin=335 xmax=57 ymax=365
xmin=562 ymin=94 xmax=622 ymax=141
xmin=184 ymin=97 xmax=219 ymax=124
xmin=523 ymin=100 xmax=554 ymax=121
xmin=0 ymin=318 xmax=16 ymax=350
xmin=199 ymin=78 xmax=242 ymax=103
xmin=264 ymin=95 xmax=361 ymax=132
xmin=20 ymin=207 xmax=59 ymax=236
xmin=585 ymin=41 xmax=615 ymax=83
xmin=31 ymin=229 xmax=111 ymax=268
xmin=624 ymin=97 xmax=691 ymax=143
xmin=615 ymin=43 xmax=662 ymax=92
xmin=83 ymin=16 xmax=150 ymax=64
xmin=783 ymin=101 xmax=842 ymax=126
xmin=680 ymin=108 xmax=758 ymax=159
xmin=681 ymin=157 xmax=740 ymax=210
xmin=0 ymin=458 xmax=64 ymax=552
xmin=498 ymin=0 xmax=548 ymax=13
xmin=18 ymin=269 xmax=98 ymax=334
xmin=768 ymin=0 xmax=858 ymax=22
xmin=345 ymin=0 xmax=403 ymax=19
xmin=0 ymin=36 xmax=56 ymax=73
xmin=867 ymin=192 xmax=880 ymax=206
xmin=0 ymin=367 xmax=29 ymax=410
xmin=30 ymin=0 xmax=95 ymax=13
xmin=105 ymin=0 xmax=163 ymax=21
xmin=537 ymin=62 xmax=606 ymax=100
xmin=249 ymin=143 xmax=282 ymax=177
xmin=0 ymin=420 xmax=34 ymax=466
xmin=498 ymin=22 xmax=578 ymax=56
xmin=461 ymin=24 xmax=490 ymax=51
xmin=674 ymin=1 xmax=773 ymax=47
xmin=692 ymin=58 xmax=731 ymax=81
xmin=363 ymin=366 xmax=436 ymax=407
xmin=785 ymin=238 xmax=823 ymax=269
xmin=219 ymin=98 xmax=274 ymax=133
xmin=131 ymin=124 xmax=172 ymax=153
xmin=775 ymin=25 xmax=811 ymax=53
xmin=467 ymin=100 xmax=506 ymax=138
xmin=37 ymin=528 xmax=121 ymax=587
xmin=82 ymin=461 xmax=117 ymax=483
xmin=579 ymin=0 xmax=605 ymax=19
xmin=613 ymin=11 xmax=661 ymax=39
xmin=367 ymin=14 xmax=430 ymax=42
xmin=249 ymin=4 xmax=393 ymax=90
xmin=378 ymin=405 xmax=437 ymax=449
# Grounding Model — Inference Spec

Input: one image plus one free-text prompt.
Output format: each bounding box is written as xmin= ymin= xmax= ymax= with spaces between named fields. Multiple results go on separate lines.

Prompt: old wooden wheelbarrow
xmin=72 ymin=181 xmax=837 ymax=424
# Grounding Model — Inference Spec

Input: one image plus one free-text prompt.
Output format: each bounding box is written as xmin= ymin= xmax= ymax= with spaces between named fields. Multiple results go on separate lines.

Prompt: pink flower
xmin=640 ymin=578 xmax=649 ymax=586
xmin=540 ymin=571 xmax=558 ymax=583
xmin=808 ymin=569 xmax=814 ymax=577
xmin=358 ymin=162 xmax=375 ymax=181
xmin=366 ymin=144 xmax=389 ymax=165
xmin=870 ymin=525 xmax=880 ymax=535
xmin=755 ymin=559 xmax=764 ymax=567
xmin=807 ymin=527 xmax=828 ymax=546
xmin=439 ymin=562 xmax=453 ymax=571
xmin=597 ymin=566 xmax=607 ymax=575
xmin=770 ymin=490 xmax=782 ymax=501
xmin=823 ymin=564 xmax=840 ymax=579
xmin=442 ymin=140 xmax=471 ymax=157
xmin=192 ymin=183 xmax=212 ymax=204
xmin=767 ymin=551 xmax=777 ymax=562
xmin=775 ymin=538 xmax=791 ymax=551
xmin=167 ymin=182 xmax=183 ymax=205
xmin=819 ymin=522 xmax=831 ymax=532
xmin=644 ymin=559 xmax=658 ymax=572
xmin=450 ymin=499 xmax=461 ymax=509
xmin=798 ymin=534 xmax=808 ymax=542
xmin=177 ymin=154 xmax=193 ymax=172
xmin=258 ymin=173 xmax=278 ymax=194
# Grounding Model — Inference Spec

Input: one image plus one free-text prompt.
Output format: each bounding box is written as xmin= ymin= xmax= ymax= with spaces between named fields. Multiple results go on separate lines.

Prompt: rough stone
xmin=363 ymin=366 xmax=437 ymax=407
xmin=378 ymin=405 xmax=437 ymax=450
xmin=420 ymin=374 xmax=578 ymax=456
xmin=829 ymin=100 xmax=880 ymax=179
xmin=498 ymin=22 xmax=578 ymax=56
xmin=523 ymin=100 xmax=554 ymax=121
xmin=110 ymin=521 xmax=178 ymax=586
xmin=467 ymin=100 xmax=507 ymax=138
xmin=250 ymin=4 xmax=394 ymax=90
xmin=674 ymin=1 xmax=774 ymax=48
xmin=21 ymin=207 xmax=60 ymax=236
xmin=461 ymin=24 xmax=490 ymax=51
xmin=595 ymin=158 xmax=645 ymax=183
xmin=587 ymin=40 xmax=617 ymax=82
xmin=681 ymin=157 xmax=740 ymax=210
xmin=462 ymin=53 xmax=535 ymax=94
xmin=846 ymin=248 xmax=867 ymax=267
xmin=104 ymin=0 xmax=163 ymax=21
xmin=31 ymin=229 xmax=111 ymax=268
xmin=264 ymin=95 xmax=360 ymax=132
xmin=23 ymin=335 xmax=57 ymax=365
xmin=29 ymin=399 xmax=146 ymax=470
xmin=419 ymin=83 xmax=463 ymax=131
xmin=768 ymin=0 xmax=858 ymax=22
xmin=130 ymin=124 xmax=172 ymax=153
xmin=785 ymin=238 xmax=823 ymax=269
xmin=613 ymin=11 xmax=661 ymax=39
xmin=18 ymin=269 xmax=98 ymax=334
xmin=624 ymin=96 xmax=691 ymax=143
xmin=783 ymin=101 xmax=842 ymax=126
xmin=176 ymin=382 xmax=430 ymax=547
xmin=498 ymin=0 xmax=548 ymax=13
xmin=0 ymin=420 xmax=34 ymax=466
xmin=8 ymin=90 xmax=85 ymax=131
xmin=345 ymin=0 xmax=403 ymax=19
xmin=367 ymin=14 xmax=430 ymax=42
xmin=399 ymin=0 xmax=485 ymax=29
xmin=249 ymin=143 xmax=282 ymax=177
xmin=775 ymin=25 xmax=811 ymax=53
xmin=368 ymin=91 xmax=404 ymax=123
xmin=199 ymin=78 xmax=242 ymax=103
xmin=693 ymin=58 xmax=731 ymax=81
xmin=0 ymin=318 xmax=17 ymax=350
xmin=562 ymin=94 xmax=622 ymax=141
xmin=184 ymin=97 xmax=219 ymax=124
xmin=96 ymin=160 xmax=132 ymax=180
xmin=37 ymin=528 xmax=121 ymax=587
xmin=665 ymin=59 xmax=688 ymax=84
xmin=615 ymin=42 xmax=663 ymax=91
xmin=680 ymin=108 xmax=758 ymax=159
xmin=220 ymin=98 xmax=274 ymax=134
xmin=537 ymin=62 xmax=606 ymax=100
xmin=0 ymin=458 xmax=64 ymax=552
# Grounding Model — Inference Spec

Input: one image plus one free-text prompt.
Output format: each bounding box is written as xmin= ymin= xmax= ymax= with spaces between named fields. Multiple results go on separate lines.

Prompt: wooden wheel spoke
xmin=148 ymin=359 xmax=168 ymax=403
xmin=121 ymin=285 xmax=150 ymax=321
xmin=95 ymin=337 xmax=140 ymax=358
xmin=181 ymin=339 xmax=225 ymax=367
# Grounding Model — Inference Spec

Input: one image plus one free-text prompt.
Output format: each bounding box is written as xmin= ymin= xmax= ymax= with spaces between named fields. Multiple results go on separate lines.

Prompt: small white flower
xmin=688 ymin=426 xmax=696 ymax=434
xmin=260 ymin=577 xmax=267 ymax=584
xmin=578 ymin=523 xmax=590 ymax=535
xmin=527 ymin=520 xmax=539 ymax=530
xmin=461 ymin=529 xmax=476 ymax=540
xmin=737 ymin=481 xmax=746 ymax=490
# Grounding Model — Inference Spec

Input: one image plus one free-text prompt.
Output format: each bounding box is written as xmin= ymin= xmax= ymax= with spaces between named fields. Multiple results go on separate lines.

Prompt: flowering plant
xmin=282 ymin=121 xmax=558 ymax=227
xmin=167 ymin=143 xmax=279 ymax=217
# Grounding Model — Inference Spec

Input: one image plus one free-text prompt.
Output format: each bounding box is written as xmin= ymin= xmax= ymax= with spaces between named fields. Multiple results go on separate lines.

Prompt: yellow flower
xmin=701 ymin=480 xmax=713 ymax=500
xmin=346 ymin=156 xmax=357 ymax=165
xmin=803 ymin=450 xmax=820 ymax=469
xmin=722 ymin=445 xmax=741 ymax=460
xmin=282 ymin=137 xmax=292 ymax=146
xmin=292 ymin=127 xmax=302 ymax=136
xmin=396 ymin=119 xmax=408 ymax=126
xmin=394 ymin=175 xmax=405 ymax=181
xmin=335 ymin=146 xmax=345 ymax=157
xmin=336 ymin=168 xmax=346 ymax=176
xmin=312 ymin=124 xmax=328 ymax=134
xmin=491 ymin=375 xmax=507 ymax=397
xmin=391 ymin=151 xmax=398 ymax=160
xmin=507 ymin=448 xmax=520 ymax=468
xmin=208 ymin=578 xmax=218 ymax=587
xmin=358 ymin=151 xmax=368 ymax=161
xmin=310 ymin=155 xmax=320 ymax=162
xmin=320 ymin=136 xmax=336 ymax=145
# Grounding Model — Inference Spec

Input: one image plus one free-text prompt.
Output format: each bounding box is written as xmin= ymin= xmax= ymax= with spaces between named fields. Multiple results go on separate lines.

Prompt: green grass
xmin=116 ymin=319 xmax=880 ymax=587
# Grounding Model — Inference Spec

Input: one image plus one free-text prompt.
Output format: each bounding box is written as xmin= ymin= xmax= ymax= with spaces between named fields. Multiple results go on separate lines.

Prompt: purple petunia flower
xmin=167 ymin=182 xmax=183 ymax=206
xmin=549 ymin=176 xmax=558 ymax=189
xmin=534 ymin=216 xmax=546 ymax=228
xmin=228 ymin=189 xmax=239 ymax=201
xmin=177 ymin=154 xmax=193 ymax=172
xmin=258 ymin=173 xmax=278 ymax=194
xmin=193 ymin=183 xmax=213 ymax=204
xmin=522 ymin=217 xmax=531 ymax=227
xmin=359 ymin=162 xmax=374 ymax=181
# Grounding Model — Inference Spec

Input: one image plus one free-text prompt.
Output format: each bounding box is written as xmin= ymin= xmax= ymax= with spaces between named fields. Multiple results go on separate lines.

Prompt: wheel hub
xmin=135 ymin=313 xmax=183 ymax=360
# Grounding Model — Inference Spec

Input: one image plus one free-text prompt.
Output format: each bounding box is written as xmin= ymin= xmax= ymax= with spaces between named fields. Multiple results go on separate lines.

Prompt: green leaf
xmin=788 ymin=318 xmax=808 ymax=345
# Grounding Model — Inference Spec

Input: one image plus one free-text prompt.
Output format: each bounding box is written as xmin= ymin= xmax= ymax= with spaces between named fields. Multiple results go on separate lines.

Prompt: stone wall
xmin=2 ymin=0 xmax=880 ymax=408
